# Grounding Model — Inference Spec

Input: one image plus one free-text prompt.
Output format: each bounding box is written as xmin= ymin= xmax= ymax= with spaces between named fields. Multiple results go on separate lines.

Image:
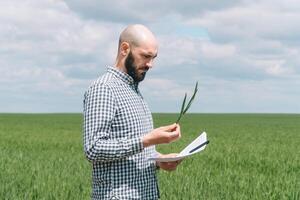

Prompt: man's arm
xmin=83 ymin=83 xmax=181 ymax=163
xmin=83 ymin=84 xmax=143 ymax=162
xmin=155 ymin=153 xmax=183 ymax=171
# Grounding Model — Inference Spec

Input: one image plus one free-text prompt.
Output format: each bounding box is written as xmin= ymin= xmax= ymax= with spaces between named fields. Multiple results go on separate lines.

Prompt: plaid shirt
xmin=83 ymin=66 xmax=159 ymax=200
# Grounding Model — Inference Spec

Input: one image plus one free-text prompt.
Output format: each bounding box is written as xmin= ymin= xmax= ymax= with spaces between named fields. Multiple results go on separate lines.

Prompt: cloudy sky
xmin=1 ymin=0 xmax=300 ymax=113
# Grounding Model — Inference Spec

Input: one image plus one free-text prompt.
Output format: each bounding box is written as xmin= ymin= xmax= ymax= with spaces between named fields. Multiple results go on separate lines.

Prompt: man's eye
xmin=144 ymin=55 xmax=151 ymax=59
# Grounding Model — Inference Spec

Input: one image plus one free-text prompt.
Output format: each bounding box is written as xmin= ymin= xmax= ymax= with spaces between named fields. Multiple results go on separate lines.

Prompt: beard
xmin=125 ymin=51 xmax=147 ymax=82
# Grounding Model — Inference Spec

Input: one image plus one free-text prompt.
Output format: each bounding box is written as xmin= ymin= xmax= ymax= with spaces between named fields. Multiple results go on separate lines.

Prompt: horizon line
xmin=0 ymin=112 xmax=299 ymax=115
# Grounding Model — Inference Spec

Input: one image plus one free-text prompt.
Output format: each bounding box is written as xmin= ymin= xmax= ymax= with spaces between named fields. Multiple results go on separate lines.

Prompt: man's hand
xmin=156 ymin=153 xmax=183 ymax=171
xmin=142 ymin=123 xmax=181 ymax=148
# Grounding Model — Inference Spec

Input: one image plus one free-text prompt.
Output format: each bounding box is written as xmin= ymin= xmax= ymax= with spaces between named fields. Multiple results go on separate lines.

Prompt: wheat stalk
xmin=176 ymin=82 xmax=198 ymax=123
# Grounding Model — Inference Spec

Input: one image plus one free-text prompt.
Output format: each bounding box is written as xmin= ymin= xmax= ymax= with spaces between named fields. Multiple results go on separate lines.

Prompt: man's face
xmin=125 ymin=44 xmax=158 ymax=82
xmin=125 ymin=51 xmax=145 ymax=82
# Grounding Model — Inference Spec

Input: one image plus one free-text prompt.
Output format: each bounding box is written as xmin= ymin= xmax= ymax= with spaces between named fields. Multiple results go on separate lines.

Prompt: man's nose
xmin=146 ymin=59 xmax=154 ymax=68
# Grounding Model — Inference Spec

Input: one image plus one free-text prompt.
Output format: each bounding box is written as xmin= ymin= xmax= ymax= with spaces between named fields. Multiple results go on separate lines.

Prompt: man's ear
xmin=120 ymin=42 xmax=130 ymax=56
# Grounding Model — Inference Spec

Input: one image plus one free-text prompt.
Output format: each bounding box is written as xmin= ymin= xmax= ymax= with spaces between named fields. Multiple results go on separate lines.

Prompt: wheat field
xmin=0 ymin=113 xmax=299 ymax=199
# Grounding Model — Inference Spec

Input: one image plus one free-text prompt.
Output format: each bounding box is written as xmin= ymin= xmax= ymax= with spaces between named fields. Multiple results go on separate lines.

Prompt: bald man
xmin=83 ymin=24 xmax=182 ymax=200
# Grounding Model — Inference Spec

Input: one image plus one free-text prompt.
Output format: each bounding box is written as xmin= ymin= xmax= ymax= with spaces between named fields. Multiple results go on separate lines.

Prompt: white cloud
xmin=63 ymin=0 xmax=241 ymax=23
xmin=0 ymin=0 xmax=118 ymax=60
xmin=253 ymin=59 xmax=293 ymax=76
xmin=143 ymin=78 xmax=189 ymax=99
xmin=200 ymin=42 xmax=237 ymax=59
xmin=157 ymin=36 xmax=200 ymax=67
xmin=0 ymin=0 xmax=119 ymax=112
xmin=184 ymin=0 xmax=300 ymax=81
xmin=0 ymin=0 xmax=300 ymax=112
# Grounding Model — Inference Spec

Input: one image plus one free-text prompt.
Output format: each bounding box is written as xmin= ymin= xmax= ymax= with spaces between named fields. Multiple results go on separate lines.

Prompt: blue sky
xmin=1 ymin=0 xmax=300 ymax=113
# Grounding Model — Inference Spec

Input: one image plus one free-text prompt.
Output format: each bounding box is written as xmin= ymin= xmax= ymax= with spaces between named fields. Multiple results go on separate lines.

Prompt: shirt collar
xmin=107 ymin=66 xmax=139 ymax=88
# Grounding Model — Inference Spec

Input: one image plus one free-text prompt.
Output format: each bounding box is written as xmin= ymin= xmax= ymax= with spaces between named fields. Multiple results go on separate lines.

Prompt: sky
xmin=1 ymin=0 xmax=300 ymax=113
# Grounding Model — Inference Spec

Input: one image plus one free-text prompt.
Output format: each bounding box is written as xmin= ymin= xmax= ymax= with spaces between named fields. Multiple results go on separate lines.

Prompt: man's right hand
xmin=142 ymin=123 xmax=181 ymax=148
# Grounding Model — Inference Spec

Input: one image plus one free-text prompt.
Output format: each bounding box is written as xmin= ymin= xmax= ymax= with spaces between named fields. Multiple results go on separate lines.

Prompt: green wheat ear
xmin=176 ymin=82 xmax=198 ymax=124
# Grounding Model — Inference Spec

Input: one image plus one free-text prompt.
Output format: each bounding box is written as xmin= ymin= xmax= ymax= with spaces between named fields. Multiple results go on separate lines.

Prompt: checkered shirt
xmin=83 ymin=66 xmax=160 ymax=200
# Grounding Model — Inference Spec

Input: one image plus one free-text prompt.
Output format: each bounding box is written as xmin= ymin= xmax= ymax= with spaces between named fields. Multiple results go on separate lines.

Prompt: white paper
xmin=147 ymin=132 xmax=209 ymax=162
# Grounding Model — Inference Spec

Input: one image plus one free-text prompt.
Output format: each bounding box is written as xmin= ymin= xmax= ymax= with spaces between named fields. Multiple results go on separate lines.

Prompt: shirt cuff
xmin=125 ymin=137 xmax=144 ymax=155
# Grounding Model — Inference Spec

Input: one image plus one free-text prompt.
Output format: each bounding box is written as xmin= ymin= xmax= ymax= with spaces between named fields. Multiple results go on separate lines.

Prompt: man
xmin=83 ymin=24 xmax=182 ymax=200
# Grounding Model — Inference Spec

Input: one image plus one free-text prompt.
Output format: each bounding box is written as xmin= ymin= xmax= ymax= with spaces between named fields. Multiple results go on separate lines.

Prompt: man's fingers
xmin=166 ymin=153 xmax=178 ymax=157
xmin=160 ymin=123 xmax=177 ymax=131
xmin=161 ymin=130 xmax=180 ymax=143
xmin=166 ymin=162 xmax=178 ymax=171
xmin=170 ymin=129 xmax=181 ymax=140
xmin=175 ymin=124 xmax=181 ymax=138
xmin=177 ymin=124 xmax=181 ymax=138
xmin=169 ymin=130 xmax=179 ymax=137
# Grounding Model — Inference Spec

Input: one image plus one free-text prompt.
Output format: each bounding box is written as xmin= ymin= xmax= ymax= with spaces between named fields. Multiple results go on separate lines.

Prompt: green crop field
xmin=0 ymin=113 xmax=299 ymax=200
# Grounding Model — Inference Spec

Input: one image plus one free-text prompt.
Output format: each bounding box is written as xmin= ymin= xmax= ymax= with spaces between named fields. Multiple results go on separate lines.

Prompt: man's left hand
xmin=156 ymin=153 xmax=183 ymax=171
